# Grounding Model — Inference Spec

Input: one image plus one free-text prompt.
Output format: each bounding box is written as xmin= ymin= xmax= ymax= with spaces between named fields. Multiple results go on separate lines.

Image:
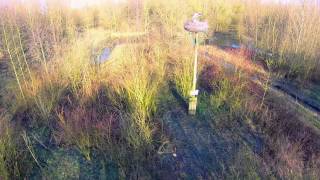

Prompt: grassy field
xmin=1 ymin=0 xmax=320 ymax=179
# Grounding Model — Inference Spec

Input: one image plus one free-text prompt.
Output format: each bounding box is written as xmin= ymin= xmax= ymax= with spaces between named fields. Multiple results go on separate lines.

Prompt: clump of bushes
xmin=196 ymin=51 xmax=254 ymax=127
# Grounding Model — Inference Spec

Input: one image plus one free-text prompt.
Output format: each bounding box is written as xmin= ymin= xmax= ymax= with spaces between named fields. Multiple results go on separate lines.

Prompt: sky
xmin=0 ymin=0 xmax=126 ymax=9
xmin=1 ymin=0 xmax=319 ymax=9
xmin=69 ymin=0 xmax=126 ymax=9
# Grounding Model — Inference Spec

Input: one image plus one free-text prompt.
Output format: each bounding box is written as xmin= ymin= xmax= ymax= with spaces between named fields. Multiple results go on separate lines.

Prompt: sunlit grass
xmin=0 ymin=0 xmax=320 ymax=179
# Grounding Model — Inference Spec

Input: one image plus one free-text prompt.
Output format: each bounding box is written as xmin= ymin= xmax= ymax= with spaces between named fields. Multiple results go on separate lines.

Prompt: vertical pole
xmin=192 ymin=33 xmax=199 ymax=92
xmin=188 ymin=33 xmax=199 ymax=115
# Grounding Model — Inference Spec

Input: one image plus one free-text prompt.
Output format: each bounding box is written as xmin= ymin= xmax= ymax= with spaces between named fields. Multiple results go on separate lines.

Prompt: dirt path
xmin=153 ymin=96 xmax=264 ymax=179
xmin=265 ymin=83 xmax=320 ymax=131
xmin=201 ymin=49 xmax=320 ymax=121
xmin=272 ymin=80 xmax=320 ymax=114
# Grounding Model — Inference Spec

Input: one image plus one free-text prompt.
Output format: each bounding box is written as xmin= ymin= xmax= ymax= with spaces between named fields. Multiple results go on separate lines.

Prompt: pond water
xmin=96 ymin=48 xmax=112 ymax=64
xmin=208 ymin=32 xmax=241 ymax=49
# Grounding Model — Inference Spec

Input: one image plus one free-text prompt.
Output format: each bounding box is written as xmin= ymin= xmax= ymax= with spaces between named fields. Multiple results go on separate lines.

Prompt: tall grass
xmin=0 ymin=113 xmax=31 ymax=179
xmin=207 ymin=70 xmax=252 ymax=127
xmin=1 ymin=0 xmax=320 ymax=178
xmin=242 ymin=0 xmax=320 ymax=82
xmin=0 ymin=114 xmax=10 ymax=179
xmin=170 ymin=44 xmax=194 ymax=101
xmin=104 ymin=43 xmax=166 ymax=149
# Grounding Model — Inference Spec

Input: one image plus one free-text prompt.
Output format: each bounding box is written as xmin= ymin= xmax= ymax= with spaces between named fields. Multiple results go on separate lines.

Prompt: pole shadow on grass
xmin=168 ymin=81 xmax=188 ymax=112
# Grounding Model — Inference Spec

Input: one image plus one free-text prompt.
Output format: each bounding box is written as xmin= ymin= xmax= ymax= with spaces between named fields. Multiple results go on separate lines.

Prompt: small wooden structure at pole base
xmin=184 ymin=13 xmax=208 ymax=115
xmin=188 ymin=95 xmax=198 ymax=115
xmin=188 ymin=97 xmax=197 ymax=115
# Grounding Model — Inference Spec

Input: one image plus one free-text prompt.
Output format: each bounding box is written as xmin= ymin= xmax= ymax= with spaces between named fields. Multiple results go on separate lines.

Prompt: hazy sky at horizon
xmin=0 ymin=0 xmax=126 ymax=9
xmin=0 ymin=0 xmax=318 ymax=9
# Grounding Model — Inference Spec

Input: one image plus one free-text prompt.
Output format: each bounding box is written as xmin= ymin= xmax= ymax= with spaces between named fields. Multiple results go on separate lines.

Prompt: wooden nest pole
xmin=188 ymin=33 xmax=199 ymax=115
xmin=184 ymin=13 xmax=208 ymax=115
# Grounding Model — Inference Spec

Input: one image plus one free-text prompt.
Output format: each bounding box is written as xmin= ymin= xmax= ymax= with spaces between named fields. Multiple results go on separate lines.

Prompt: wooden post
xmin=188 ymin=33 xmax=199 ymax=115
xmin=184 ymin=13 xmax=208 ymax=115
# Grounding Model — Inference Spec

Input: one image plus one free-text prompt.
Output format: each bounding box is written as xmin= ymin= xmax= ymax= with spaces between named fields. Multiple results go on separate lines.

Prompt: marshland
xmin=0 ymin=0 xmax=320 ymax=179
